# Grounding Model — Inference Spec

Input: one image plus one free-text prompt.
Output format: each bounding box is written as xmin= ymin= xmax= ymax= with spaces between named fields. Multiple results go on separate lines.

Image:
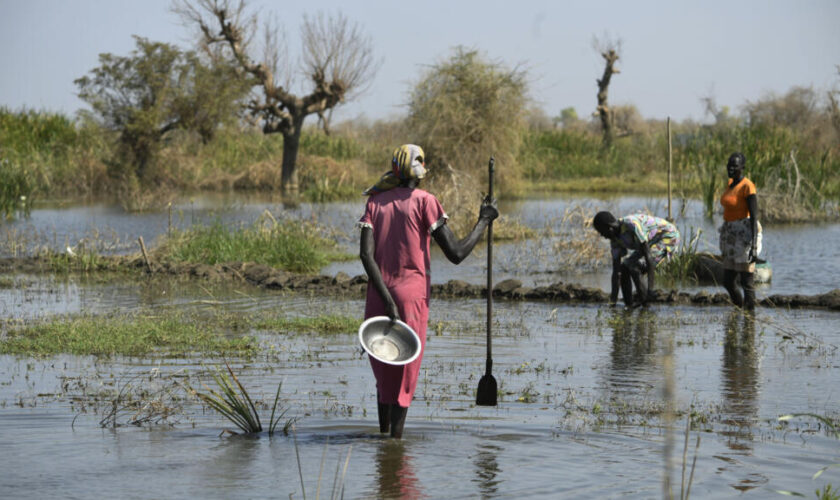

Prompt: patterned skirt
xmin=719 ymin=218 xmax=763 ymax=272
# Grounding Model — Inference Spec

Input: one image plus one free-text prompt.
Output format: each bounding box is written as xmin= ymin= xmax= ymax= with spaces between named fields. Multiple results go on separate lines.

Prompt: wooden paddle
xmin=476 ymin=157 xmax=497 ymax=406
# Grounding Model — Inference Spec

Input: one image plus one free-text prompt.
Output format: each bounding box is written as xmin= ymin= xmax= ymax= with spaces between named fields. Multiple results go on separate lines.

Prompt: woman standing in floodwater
xmin=719 ymin=152 xmax=762 ymax=310
xmin=358 ymin=144 xmax=498 ymax=438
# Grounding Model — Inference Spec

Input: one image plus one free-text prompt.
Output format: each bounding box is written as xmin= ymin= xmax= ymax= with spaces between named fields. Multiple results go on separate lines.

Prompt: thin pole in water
xmin=667 ymin=116 xmax=673 ymax=222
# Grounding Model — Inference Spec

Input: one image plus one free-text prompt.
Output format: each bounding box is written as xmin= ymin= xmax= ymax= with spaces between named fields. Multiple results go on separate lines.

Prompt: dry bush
xmin=525 ymin=106 xmax=554 ymax=131
xmin=743 ymin=86 xmax=839 ymax=152
xmin=611 ymin=104 xmax=644 ymax=137
xmin=758 ymin=151 xmax=839 ymax=223
xmin=550 ymin=205 xmax=609 ymax=270
xmin=405 ymin=47 xmax=529 ymax=230
xmin=743 ymin=86 xmax=820 ymax=129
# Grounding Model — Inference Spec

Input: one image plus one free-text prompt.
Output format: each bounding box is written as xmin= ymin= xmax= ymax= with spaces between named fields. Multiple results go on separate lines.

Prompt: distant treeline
xmin=2 ymin=84 xmax=839 ymax=222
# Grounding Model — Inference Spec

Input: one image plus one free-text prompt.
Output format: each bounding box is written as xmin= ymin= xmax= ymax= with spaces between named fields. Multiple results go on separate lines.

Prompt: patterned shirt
xmin=611 ymin=214 xmax=680 ymax=262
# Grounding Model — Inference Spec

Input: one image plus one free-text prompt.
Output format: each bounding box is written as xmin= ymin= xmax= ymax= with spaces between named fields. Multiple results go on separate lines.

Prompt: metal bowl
xmin=358 ymin=316 xmax=422 ymax=366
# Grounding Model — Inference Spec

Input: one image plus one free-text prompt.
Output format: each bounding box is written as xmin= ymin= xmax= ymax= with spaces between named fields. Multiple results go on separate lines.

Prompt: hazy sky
xmin=1 ymin=0 xmax=838 ymax=124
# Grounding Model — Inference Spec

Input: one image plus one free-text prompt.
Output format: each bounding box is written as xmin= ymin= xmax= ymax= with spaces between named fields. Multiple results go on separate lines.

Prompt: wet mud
xmin=3 ymin=255 xmax=839 ymax=311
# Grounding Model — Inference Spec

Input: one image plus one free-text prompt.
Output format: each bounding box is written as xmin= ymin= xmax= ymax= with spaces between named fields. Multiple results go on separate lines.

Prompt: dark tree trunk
xmin=280 ymin=115 xmax=305 ymax=196
xmin=596 ymin=49 xmax=619 ymax=148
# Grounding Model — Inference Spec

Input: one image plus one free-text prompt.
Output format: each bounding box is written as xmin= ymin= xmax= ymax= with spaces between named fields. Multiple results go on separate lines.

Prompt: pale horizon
xmin=1 ymin=0 xmax=838 ymax=125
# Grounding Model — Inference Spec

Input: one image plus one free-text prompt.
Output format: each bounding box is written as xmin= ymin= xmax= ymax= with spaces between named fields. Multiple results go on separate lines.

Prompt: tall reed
xmin=0 ymin=158 xmax=34 ymax=220
xmin=678 ymin=122 xmax=839 ymax=220
xmin=0 ymin=108 xmax=111 ymax=198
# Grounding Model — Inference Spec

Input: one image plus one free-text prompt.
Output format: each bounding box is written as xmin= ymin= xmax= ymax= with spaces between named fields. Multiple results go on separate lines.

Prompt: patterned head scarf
xmin=363 ymin=144 xmax=427 ymax=195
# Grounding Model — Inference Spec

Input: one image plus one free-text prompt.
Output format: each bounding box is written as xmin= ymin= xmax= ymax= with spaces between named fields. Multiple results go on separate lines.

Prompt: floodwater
xmin=1 ymin=194 xmax=839 ymax=498
xmin=3 ymin=192 xmax=839 ymax=296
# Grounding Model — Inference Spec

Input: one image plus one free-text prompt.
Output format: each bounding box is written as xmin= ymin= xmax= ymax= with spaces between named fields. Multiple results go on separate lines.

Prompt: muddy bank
xmin=2 ymin=255 xmax=839 ymax=311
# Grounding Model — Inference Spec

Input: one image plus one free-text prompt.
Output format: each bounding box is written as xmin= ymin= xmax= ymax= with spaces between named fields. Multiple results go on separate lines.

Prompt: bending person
xmin=593 ymin=212 xmax=680 ymax=308
xmin=358 ymin=144 xmax=498 ymax=438
xmin=719 ymin=152 xmax=762 ymax=310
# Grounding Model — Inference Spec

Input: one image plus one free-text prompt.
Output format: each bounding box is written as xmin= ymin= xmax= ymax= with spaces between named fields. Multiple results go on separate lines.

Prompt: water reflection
xmin=374 ymin=439 xmax=423 ymax=499
xmin=605 ymin=309 xmax=660 ymax=394
xmin=472 ymin=443 xmax=502 ymax=499
xmin=193 ymin=434 xmax=264 ymax=492
xmin=720 ymin=310 xmax=760 ymax=451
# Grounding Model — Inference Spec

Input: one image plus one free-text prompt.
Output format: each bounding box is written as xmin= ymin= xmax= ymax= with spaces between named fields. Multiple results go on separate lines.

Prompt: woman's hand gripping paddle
xmin=476 ymin=157 xmax=497 ymax=406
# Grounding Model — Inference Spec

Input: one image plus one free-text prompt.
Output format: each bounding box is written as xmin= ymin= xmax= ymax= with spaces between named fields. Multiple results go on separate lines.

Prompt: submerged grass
xmin=0 ymin=309 xmax=360 ymax=357
xmin=254 ymin=314 xmax=359 ymax=335
xmin=775 ymin=413 xmax=840 ymax=499
xmin=0 ymin=313 xmax=257 ymax=357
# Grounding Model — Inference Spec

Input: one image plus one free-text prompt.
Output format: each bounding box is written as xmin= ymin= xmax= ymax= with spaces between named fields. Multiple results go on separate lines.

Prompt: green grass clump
xmin=656 ymin=226 xmax=703 ymax=284
xmin=160 ymin=214 xmax=350 ymax=273
xmin=42 ymin=246 xmax=105 ymax=273
xmin=190 ymin=361 xmax=294 ymax=436
xmin=254 ymin=314 xmax=359 ymax=335
xmin=0 ymin=313 xmax=256 ymax=357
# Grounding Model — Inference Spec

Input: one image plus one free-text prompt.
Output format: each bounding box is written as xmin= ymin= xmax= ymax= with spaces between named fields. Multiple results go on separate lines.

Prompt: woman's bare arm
xmin=432 ymin=197 xmax=498 ymax=264
xmin=360 ymin=227 xmax=399 ymax=320
xmin=747 ymin=193 xmax=758 ymax=261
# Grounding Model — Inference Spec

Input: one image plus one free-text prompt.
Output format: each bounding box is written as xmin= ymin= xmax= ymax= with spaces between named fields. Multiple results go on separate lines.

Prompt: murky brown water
xmin=1 ymin=283 xmax=838 ymax=498
xmin=1 ymin=195 xmax=839 ymax=498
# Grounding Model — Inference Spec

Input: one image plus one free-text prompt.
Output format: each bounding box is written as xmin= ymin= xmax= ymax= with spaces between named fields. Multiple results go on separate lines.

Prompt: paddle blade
xmin=476 ymin=373 xmax=497 ymax=406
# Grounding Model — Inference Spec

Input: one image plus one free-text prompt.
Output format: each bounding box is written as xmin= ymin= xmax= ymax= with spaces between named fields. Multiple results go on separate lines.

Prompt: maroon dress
xmin=359 ymin=187 xmax=447 ymax=408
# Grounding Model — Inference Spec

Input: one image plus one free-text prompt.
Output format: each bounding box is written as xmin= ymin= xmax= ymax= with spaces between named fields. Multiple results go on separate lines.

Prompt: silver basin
xmin=358 ymin=316 xmax=422 ymax=365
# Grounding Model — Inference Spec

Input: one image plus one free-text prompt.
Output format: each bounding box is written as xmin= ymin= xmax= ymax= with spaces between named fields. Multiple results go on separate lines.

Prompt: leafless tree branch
xmin=172 ymin=0 xmax=379 ymax=195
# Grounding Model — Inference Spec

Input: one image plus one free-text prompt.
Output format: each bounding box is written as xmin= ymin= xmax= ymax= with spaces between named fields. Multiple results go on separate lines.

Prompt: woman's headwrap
xmin=727 ymin=152 xmax=746 ymax=168
xmin=363 ymin=144 xmax=427 ymax=195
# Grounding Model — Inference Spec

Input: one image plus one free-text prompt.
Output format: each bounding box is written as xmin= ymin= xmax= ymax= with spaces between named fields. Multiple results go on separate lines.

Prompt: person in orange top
xmin=719 ymin=152 xmax=762 ymax=310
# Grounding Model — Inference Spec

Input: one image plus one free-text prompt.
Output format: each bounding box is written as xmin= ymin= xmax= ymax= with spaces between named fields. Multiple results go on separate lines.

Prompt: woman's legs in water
xmin=740 ymin=271 xmax=755 ymax=310
xmin=377 ymin=391 xmax=391 ymax=433
xmin=620 ymin=256 xmax=647 ymax=307
xmin=389 ymin=405 xmax=408 ymax=438
xmin=724 ymin=269 xmax=755 ymax=309
xmin=619 ymin=269 xmax=634 ymax=307
xmin=723 ymin=268 xmax=743 ymax=307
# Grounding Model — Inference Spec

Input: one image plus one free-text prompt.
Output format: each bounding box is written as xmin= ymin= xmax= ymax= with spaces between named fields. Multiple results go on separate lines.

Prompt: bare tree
xmin=829 ymin=65 xmax=840 ymax=137
xmin=592 ymin=35 xmax=621 ymax=148
xmin=699 ymin=89 xmax=734 ymax=125
xmin=173 ymin=0 xmax=378 ymax=195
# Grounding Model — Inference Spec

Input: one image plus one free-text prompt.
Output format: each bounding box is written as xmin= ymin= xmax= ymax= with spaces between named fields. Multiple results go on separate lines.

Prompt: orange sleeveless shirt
xmin=720 ymin=177 xmax=756 ymax=222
